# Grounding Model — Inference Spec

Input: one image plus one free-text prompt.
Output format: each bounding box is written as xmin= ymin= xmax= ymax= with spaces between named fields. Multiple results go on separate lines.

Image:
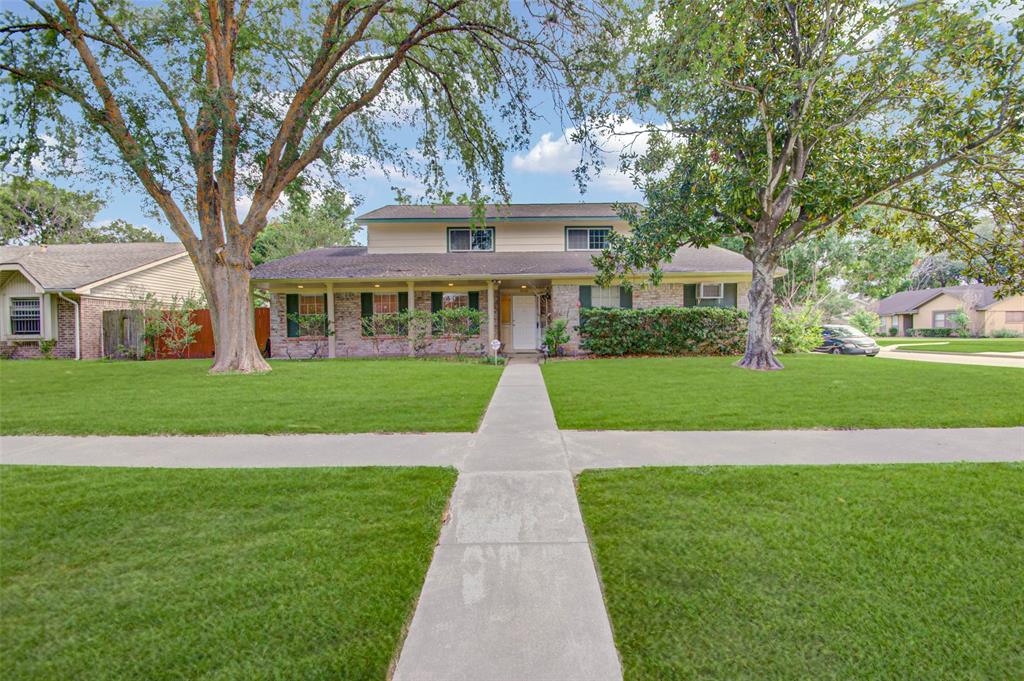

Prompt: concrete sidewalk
xmin=878 ymin=349 xmax=1024 ymax=368
xmin=564 ymin=427 xmax=1024 ymax=471
xmin=393 ymin=362 xmax=622 ymax=681
xmin=0 ymin=433 xmax=471 ymax=468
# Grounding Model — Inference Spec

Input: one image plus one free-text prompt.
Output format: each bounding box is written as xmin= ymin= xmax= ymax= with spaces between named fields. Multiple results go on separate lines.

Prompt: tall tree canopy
xmin=0 ymin=176 xmax=162 ymax=244
xmin=586 ymin=0 xmax=1023 ymax=369
xmin=2 ymin=0 xmax=596 ymax=372
xmin=251 ymin=190 xmax=358 ymax=265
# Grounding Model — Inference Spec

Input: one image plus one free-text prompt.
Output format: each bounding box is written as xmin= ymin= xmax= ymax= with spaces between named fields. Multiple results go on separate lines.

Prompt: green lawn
xmin=0 ymin=358 xmax=502 ymax=434
xmin=542 ymin=354 xmax=1023 ymax=430
xmin=0 ymin=465 xmax=456 ymax=680
xmin=578 ymin=463 xmax=1024 ymax=680
xmin=875 ymin=338 xmax=1024 ymax=353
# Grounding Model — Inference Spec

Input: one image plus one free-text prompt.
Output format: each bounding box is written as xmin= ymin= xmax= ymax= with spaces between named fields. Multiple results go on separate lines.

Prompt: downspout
xmin=56 ymin=292 xmax=81 ymax=360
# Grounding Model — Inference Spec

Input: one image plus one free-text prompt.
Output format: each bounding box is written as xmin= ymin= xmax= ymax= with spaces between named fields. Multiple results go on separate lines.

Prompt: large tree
xmin=0 ymin=176 xmax=163 ymax=244
xmin=251 ymin=190 xmax=357 ymax=265
xmin=2 ymin=0 xmax=593 ymax=372
xmin=587 ymin=0 xmax=1023 ymax=369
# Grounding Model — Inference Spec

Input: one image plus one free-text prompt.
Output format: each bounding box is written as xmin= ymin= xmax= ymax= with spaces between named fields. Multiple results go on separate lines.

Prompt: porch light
xmin=374 ymin=283 xmax=380 ymax=288
xmin=448 ymin=282 xmax=454 ymax=286
xmin=297 ymin=285 xmax=304 ymax=289
xmin=520 ymin=285 xmax=527 ymax=289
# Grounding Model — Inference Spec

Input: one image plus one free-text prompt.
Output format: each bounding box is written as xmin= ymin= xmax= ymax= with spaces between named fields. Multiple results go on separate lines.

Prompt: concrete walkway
xmin=392 ymin=362 xmax=622 ymax=681
xmin=878 ymin=348 xmax=1024 ymax=368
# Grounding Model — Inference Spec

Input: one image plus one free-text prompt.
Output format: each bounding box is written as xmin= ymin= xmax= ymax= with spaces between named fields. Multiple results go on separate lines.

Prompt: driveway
xmin=877 ymin=348 xmax=1024 ymax=368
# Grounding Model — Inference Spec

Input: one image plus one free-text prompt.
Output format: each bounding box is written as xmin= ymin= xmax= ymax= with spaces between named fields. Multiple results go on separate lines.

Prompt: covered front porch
xmin=256 ymin=276 xmax=552 ymax=359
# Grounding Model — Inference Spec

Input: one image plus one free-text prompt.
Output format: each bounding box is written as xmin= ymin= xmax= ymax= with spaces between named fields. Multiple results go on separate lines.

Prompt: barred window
xmin=10 ymin=297 xmax=41 ymax=336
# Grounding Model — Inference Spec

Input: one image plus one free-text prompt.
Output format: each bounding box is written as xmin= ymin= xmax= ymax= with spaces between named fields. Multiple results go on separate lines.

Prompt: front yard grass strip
xmin=0 ymin=465 xmax=457 ymax=680
xmin=578 ymin=463 xmax=1024 ymax=680
xmin=541 ymin=354 xmax=1023 ymax=430
xmin=0 ymin=358 xmax=502 ymax=435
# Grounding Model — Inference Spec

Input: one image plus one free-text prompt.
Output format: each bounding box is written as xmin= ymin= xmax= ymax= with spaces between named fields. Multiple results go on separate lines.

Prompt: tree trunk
xmin=736 ymin=250 xmax=784 ymax=370
xmin=196 ymin=254 xmax=271 ymax=374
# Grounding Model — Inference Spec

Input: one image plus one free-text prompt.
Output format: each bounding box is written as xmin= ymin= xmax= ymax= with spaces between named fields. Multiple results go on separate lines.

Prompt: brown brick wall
xmin=270 ymin=290 xmax=491 ymax=359
xmin=0 ymin=295 xmax=79 ymax=359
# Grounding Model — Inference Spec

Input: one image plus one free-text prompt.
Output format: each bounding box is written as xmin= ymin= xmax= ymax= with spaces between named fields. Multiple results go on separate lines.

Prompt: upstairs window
xmin=10 ymin=297 xmax=41 ymax=336
xmin=566 ymin=227 xmax=611 ymax=251
xmin=448 ymin=227 xmax=494 ymax=252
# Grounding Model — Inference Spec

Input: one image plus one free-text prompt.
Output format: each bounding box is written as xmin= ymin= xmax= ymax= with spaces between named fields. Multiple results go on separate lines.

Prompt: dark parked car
xmin=817 ymin=325 xmax=880 ymax=356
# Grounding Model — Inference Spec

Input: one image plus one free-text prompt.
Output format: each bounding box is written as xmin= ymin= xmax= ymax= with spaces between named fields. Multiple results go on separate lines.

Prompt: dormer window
xmin=448 ymin=227 xmax=494 ymax=252
xmin=566 ymin=227 xmax=611 ymax=251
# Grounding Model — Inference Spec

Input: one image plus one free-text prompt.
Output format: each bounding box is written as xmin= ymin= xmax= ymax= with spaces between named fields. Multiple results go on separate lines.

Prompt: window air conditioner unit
xmin=699 ymin=282 xmax=724 ymax=300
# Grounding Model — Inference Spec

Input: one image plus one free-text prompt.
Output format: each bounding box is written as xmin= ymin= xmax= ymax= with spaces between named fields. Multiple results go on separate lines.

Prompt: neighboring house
xmin=0 ymin=243 xmax=202 ymax=359
xmin=877 ymin=285 xmax=1024 ymax=336
xmin=251 ymin=203 xmax=755 ymax=358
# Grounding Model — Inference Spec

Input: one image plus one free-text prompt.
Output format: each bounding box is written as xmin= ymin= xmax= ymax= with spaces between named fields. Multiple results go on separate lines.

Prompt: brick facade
xmin=0 ymin=295 xmax=80 ymax=359
xmin=79 ymin=296 xmax=134 ymax=359
xmin=270 ymin=290 xmax=491 ymax=359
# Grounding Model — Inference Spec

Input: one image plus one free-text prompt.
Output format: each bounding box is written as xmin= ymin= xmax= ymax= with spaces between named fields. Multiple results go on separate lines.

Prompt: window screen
xmin=699 ymin=283 xmax=724 ymax=299
xmin=449 ymin=228 xmax=494 ymax=252
xmin=590 ymin=286 xmax=621 ymax=308
xmin=566 ymin=227 xmax=611 ymax=251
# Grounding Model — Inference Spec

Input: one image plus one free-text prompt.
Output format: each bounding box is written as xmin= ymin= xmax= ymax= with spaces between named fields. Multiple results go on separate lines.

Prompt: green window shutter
xmin=360 ymin=292 xmax=374 ymax=336
xmin=722 ymin=283 xmax=738 ymax=308
xmin=468 ymin=291 xmax=479 ymax=309
xmin=286 ymin=294 xmax=299 ymax=337
xmin=321 ymin=293 xmax=329 ymax=335
xmin=579 ymin=285 xmax=592 ymax=309
xmin=619 ymin=287 xmax=633 ymax=309
xmin=431 ymin=292 xmax=443 ymax=334
xmin=683 ymin=284 xmax=696 ymax=307
xmin=398 ymin=291 xmax=409 ymax=311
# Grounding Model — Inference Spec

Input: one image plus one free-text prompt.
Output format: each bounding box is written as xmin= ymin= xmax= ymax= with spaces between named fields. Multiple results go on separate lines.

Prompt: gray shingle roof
xmin=876 ymin=285 xmax=1000 ymax=314
xmin=251 ymin=245 xmax=752 ymax=281
xmin=0 ymin=242 xmax=186 ymax=290
xmin=356 ymin=202 xmax=636 ymax=222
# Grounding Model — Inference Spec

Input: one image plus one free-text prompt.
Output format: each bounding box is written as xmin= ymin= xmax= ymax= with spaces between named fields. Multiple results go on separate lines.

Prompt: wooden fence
xmin=102 ymin=308 xmax=270 ymax=359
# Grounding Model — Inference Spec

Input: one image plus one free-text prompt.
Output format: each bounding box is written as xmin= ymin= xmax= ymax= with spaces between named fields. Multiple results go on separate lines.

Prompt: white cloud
xmin=512 ymin=118 xmax=658 ymax=192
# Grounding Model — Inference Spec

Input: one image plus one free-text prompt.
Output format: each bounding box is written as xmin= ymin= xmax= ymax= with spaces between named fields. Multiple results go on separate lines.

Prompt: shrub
xmin=433 ymin=307 xmax=487 ymax=357
xmin=949 ymin=307 xmax=972 ymax=337
xmin=543 ymin=319 xmax=570 ymax=356
xmin=991 ymin=328 xmax=1023 ymax=338
xmin=579 ymin=307 xmax=748 ymax=356
xmin=888 ymin=326 xmax=899 ymax=336
xmin=772 ymin=307 xmax=823 ymax=353
xmin=39 ymin=339 xmax=57 ymax=359
xmin=911 ymin=328 xmax=954 ymax=337
xmin=848 ymin=309 xmax=881 ymax=335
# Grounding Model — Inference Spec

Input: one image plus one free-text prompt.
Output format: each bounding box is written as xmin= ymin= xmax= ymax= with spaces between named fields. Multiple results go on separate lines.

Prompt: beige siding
xmin=88 ymin=254 xmax=203 ymax=302
xmin=914 ymin=293 xmax=984 ymax=333
xmin=982 ymin=295 xmax=1024 ymax=336
xmin=366 ymin=220 xmax=631 ymax=254
xmin=0 ymin=271 xmax=48 ymax=340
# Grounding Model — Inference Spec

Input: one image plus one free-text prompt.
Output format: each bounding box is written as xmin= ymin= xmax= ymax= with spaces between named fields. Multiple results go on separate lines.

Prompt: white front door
xmin=512 ymin=296 xmax=537 ymax=350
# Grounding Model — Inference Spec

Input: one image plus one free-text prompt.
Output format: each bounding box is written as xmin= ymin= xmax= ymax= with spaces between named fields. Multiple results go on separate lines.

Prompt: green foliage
xmin=949 ymin=308 xmax=973 ymax=338
xmin=251 ymin=191 xmax=358 ymax=265
xmin=889 ymin=326 xmax=899 ymax=337
xmin=127 ymin=291 xmax=203 ymax=359
xmin=579 ymin=307 xmax=748 ymax=356
xmin=38 ymin=339 xmax=57 ymax=359
xmin=772 ymin=307 xmax=823 ymax=354
xmin=843 ymin=234 xmax=920 ymax=300
xmin=848 ymin=310 xmax=882 ymax=336
xmin=543 ymin=319 xmax=571 ymax=356
xmin=912 ymin=328 xmax=954 ymax=337
xmin=0 ymin=177 xmax=162 ymax=245
xmin=991 ymin=328 xmax=1023 ymax=338
xmin=581 ymin=0 xmax=1024 ymax=367
xmin=433 ymin=307 xmax=487 ymax=357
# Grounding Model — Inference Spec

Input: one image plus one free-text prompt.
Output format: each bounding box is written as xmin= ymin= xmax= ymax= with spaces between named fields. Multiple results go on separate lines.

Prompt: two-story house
xmin=251 ymin=203 xmax=754 ymax=357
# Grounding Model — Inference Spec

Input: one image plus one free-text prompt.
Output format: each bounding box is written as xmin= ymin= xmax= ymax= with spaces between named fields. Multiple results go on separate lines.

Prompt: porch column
xmin=487 ymin=280 xmax=496 ymax=349
xmin=327 ymin=282 xmax=335 ymax=358
xmin=408 ymin=280 xmax=416 ymax=356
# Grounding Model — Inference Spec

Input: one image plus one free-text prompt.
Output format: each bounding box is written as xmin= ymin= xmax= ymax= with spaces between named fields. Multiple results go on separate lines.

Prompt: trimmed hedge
xmin=911 ymin=328 xmax=955 ymax=337
xmin=579 ymin=306 xmax=748 ymax=356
